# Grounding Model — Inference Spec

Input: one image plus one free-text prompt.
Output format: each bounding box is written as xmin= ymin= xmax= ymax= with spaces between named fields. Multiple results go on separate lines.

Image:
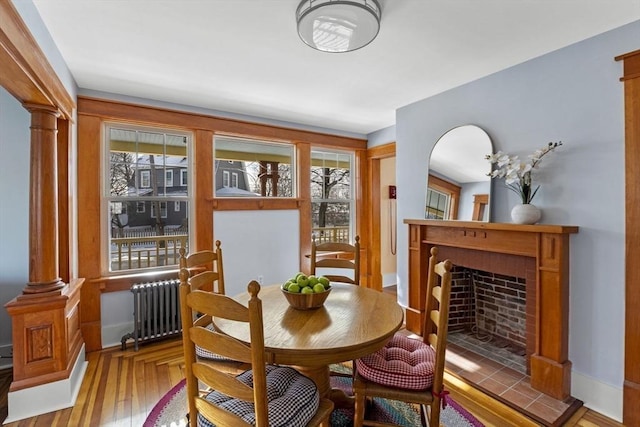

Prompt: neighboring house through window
xmin=106 ymin=124 xmax=192 ymax=273
xmin=214 ymin=135 xmax=295 ymax=197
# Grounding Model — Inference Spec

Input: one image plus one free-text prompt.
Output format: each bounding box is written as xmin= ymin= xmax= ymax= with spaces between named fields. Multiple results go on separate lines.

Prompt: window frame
xmin=180 ymin=169 xmax=188 ymax=186
xmin=214 ymin=134 xmax=296 ymax=198
xmin=310 ymin=147 xmax=355 ymax=244
xmin=140 ymin=170 xmax=151 ymax=188
xmin=103 ymin=122 xmax=193 ymax=275
xmin=427 ymin=174 xmax=460 ymax=220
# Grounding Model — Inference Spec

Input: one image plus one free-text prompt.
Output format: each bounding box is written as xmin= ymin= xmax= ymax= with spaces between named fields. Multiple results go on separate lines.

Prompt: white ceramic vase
xmin=511 ymin=203 xmax=541 ymax=224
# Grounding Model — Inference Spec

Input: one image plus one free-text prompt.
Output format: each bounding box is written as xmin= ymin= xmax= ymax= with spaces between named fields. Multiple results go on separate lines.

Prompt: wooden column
xmin=23 ymin=104 xmax=65 ymax=294
xmin=4 ymin=104 xmax=84 ymax=391
xmin=616 ymin=48 xmax=640 ymax=427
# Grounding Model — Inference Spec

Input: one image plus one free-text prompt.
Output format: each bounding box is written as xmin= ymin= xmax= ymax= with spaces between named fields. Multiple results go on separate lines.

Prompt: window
xmin=214 ymin=135 xmax=295 ymax=197
xmin=140 ymin=170 xmax=150 ymax=188
xmin=426 ymin=174 xmax=460 ymax=220
xmin=106 ymin=124 xmax=191 ymax=273
xmin=425 ymin=188 xmax=449 ymax=219
xmin=310 ymin=149 xmax=354 ymax=244
xmin=151 ymin=201 xmax=168 ymax=218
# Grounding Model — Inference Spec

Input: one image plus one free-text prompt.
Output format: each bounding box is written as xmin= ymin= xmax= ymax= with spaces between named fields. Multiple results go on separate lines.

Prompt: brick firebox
xmin=448 ymin=262 xmax=535 ymax=372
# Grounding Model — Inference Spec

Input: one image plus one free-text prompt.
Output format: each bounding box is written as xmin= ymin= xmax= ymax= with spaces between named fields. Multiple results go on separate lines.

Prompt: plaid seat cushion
xmin=355 ymin=334 xmax=436 ymax=390
xmin=195 ymin=324 xmax=232 ymax=361
xmin=197 ymin=365 xmax=320 ymax=427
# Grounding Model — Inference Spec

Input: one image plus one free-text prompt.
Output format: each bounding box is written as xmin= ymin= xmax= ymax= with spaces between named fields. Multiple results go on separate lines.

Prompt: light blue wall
xmin=395 ymin=20 xmax=639 ymax=404
xmin=0 ymin=88 xmax=31 ymax=347
xmin=368 ymin=124 xmax=396 ymax=147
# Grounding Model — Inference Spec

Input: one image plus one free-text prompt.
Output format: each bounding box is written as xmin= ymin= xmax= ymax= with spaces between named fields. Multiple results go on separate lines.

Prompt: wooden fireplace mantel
xmin=404 ymin=219 xmax=578 ymax=400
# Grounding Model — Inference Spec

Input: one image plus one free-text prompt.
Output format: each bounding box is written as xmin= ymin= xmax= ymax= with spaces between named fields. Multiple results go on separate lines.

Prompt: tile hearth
xmin=443 ymin=339 xmax=578 ymax=426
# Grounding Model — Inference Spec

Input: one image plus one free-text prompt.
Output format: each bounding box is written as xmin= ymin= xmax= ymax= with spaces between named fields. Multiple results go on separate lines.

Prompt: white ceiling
xmin=32 ymin=0 xmax=640 ymax=136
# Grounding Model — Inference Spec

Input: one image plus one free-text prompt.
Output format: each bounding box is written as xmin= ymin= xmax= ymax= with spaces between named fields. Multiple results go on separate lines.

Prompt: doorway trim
xmin=616 ymin=48 xmax=640 ymax=427
xmin=366 ymin=142 xmax=396 ymax=291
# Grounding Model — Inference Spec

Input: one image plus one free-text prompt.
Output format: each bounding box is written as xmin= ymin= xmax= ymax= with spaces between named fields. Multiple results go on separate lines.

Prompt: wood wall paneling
xmin=194 ymin=129 xmax=213 ymax=251
xmin=616 ymin=48 xmax=640 ymax=427
xmin=297 ymin=142 xmax=312 ymax=274
xmin=355 ymin=149 xmax=370 ymax=288
xmin=77 ymin=114 xmax=103 ymax=352
xmin=57 ymin=118 xmax=71 ymax=283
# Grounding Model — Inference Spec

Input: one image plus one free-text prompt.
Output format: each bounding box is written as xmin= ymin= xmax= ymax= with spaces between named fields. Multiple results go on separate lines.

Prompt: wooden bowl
xmin=281 ymin=287 xmax=331 ymax=310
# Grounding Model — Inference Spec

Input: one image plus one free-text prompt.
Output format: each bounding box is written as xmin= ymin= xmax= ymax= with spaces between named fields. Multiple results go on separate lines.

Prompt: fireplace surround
xmin=404 ymin=219 xmax=578 ymax=400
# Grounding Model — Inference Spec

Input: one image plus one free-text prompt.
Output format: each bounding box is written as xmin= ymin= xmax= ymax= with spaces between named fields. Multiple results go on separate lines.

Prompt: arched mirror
xmin=425 ymin=125 xmax=493 ymax=221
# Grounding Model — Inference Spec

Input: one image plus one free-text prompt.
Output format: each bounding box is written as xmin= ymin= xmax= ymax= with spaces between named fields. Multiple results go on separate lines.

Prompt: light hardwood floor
xmin=0 ymin=338 xmax=623 ymax=426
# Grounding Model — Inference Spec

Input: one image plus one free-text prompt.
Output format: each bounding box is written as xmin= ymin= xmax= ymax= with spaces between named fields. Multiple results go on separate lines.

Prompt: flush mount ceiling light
xmin=296 ymin=0 xmax=382 ymax=53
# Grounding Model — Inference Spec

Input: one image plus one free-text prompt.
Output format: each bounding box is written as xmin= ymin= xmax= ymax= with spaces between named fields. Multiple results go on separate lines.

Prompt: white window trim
xmin=180 ymin=169 xmax=187 ymax=186
xmin=166 ymin=169 xmax=174 ymax=187
xmin=151 ymin=201 xmax=168 ymax=219
xmin=223 ymin=170 xmax=230 ymax=187
xmin=140 ymin=170 xmax=151 ymax=188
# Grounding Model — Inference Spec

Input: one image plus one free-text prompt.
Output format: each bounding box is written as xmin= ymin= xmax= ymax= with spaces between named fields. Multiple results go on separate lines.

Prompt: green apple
xmin=282 ymin=282 xmax=290 ymax=290
xmin=318 ymin=276 xmax=330 ymax=288
xmin=308 ymin=275 xmax=319 ymax=286
xmin=301 ymin=286 xmax=314 ymax=294
xmin=313 ymin=283 xmax=326 ymax=293
xmin=287 ymin=283 xmax=301 ymax=293
xmin=296 ymin=275 xmax=309 ymax=287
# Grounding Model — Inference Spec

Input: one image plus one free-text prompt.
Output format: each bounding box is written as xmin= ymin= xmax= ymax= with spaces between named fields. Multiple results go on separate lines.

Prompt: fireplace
xmin=404 ymin=219 xmax=578 ymax=400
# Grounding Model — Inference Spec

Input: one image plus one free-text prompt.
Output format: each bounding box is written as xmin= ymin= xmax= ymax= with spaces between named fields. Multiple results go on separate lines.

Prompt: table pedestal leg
xmin=293 ymin=365 xmax=355 ymax=408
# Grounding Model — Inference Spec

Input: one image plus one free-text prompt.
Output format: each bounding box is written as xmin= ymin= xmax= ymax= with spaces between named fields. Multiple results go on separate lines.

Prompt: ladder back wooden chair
xmin=178 ymin=274 xmax=334 ymax=427
xmin=179 ymin=239 xmax=225 ymax=295
xmin=310 ymin=235 xmax=360 ymax=286
xmin=179 ymin=241 xmax=246 ymax=370
xmin=353 ymin=247 xmax=453 ymax=427
xmin=311 ymin=235 xmax=361 ymax=378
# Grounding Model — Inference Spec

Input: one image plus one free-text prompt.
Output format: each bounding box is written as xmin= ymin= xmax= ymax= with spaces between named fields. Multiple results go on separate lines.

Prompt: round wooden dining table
xmin=214 ymin=283 xmax=404 ymax=406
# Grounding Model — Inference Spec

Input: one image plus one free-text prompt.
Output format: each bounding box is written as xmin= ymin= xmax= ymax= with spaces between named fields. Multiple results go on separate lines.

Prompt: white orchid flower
xmin=485 ymin=142 xmax=563 ymax=204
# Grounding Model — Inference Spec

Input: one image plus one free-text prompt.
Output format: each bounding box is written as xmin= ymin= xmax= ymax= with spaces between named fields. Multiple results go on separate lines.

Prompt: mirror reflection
xmin=425 ymin=125 xmax=493 ymax=221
